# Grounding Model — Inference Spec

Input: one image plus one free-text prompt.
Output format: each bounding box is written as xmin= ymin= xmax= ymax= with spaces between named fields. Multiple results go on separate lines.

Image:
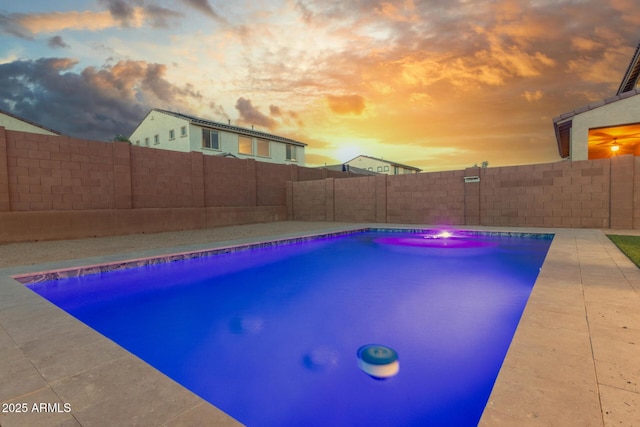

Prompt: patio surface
xmin=1 ymin=221 xmax=639 ymax=426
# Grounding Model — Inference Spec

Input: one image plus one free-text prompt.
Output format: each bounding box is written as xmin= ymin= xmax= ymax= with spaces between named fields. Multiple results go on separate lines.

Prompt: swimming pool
xmin=26 ymin=229 xmax=552 ymax=426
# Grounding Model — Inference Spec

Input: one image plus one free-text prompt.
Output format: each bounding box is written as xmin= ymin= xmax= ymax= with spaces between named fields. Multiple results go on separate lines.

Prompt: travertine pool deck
xmin=1 ymin=222 xmax=639 ymax=426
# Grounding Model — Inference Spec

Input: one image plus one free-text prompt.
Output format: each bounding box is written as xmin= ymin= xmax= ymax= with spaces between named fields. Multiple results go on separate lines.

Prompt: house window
xmin=239 ymin=136 xmax=253 ymax=155
xmin=257 ymin=139 xmax=270 ymax=157
xmin=180 ymin=126 xmax=187 ymax=137
xmin=169 ymin=130 xmax=175 ymax=140
xmin=144 ymin=137 xmax=149 ymax=146
xmin=202 ymin=129 xmax=219 ymax=149
xmin=285 ymin=144 xmax=296 ymax=161
xmin=135 ymin=140 xmax=140 ymax=146
xmin=154 ymin=134 xmax=160 ymax=145
xmin=394 ymin=166 xmax=399 ymax=175
xmin=384 ymin=166 xmax=389 ymax=172
xmin=377 ymin=166 xmax=383 ymax=172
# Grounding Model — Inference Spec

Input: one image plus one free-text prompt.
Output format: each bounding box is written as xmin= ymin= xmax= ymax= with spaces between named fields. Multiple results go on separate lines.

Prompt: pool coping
xmin=1 ymin=224 xmax=639 ymax=426
xmin=10 ymin=227 xmax=553 ymax=285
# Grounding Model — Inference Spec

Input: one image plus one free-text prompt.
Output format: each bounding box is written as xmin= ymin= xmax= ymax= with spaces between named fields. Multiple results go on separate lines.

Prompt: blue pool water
xmin=28 ymin=230 xmax=552 ymax=426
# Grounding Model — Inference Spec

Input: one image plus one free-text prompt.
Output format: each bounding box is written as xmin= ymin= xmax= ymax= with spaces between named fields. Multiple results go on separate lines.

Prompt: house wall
xmin=130 ymin=110 xmax=306 ymax=166
xmin=570 ymin=93 xmax=640 ymax=160
xmin=290 ymin=155 xmax=640 ymax=229
xmin=130 ymin=112 xmax=191 ymax=152
xmin=0 ymin=128 xmax=353 ymax=243
xmin=0 ymin=113 xmax=59 ymax=136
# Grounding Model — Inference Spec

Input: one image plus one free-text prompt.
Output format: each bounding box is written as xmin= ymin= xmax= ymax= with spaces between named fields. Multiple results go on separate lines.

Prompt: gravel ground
xmin=0 ymin=221 xmax=350 ymax=268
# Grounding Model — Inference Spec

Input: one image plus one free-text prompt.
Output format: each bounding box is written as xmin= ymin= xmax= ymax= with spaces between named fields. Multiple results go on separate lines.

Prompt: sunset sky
xmin=1 ymin=1 xmax=639 ymax=171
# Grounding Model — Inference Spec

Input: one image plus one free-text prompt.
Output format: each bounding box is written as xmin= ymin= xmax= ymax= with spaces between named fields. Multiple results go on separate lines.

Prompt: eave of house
xmin=617 ymin=41 xmax=640 ymax=95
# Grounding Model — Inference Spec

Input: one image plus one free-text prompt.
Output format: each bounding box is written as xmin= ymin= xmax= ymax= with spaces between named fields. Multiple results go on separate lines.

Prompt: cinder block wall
xmin=291 ymin=180 xmax=327 ymax=221
xmin=335 ymin=176 xmax=377 ymax=222
xmin=204 ymin=155 xmax=252 ymax=207
xmin=290 ymin=155 xmax=639 ymax=229
xmin=130 ymin=146 xmax=197 ymax=209
xmin=6 ymin=132 xmax=117 ymax=211
xmin=386 ymin=170 xmax=466 ymax=225
xmin=0 ymin=128 xmax=355 ymax=242
xmin=479 ymin=159 xmax=611 ymax=228
xmin=255 ymin=162 xmax=295 ymax=206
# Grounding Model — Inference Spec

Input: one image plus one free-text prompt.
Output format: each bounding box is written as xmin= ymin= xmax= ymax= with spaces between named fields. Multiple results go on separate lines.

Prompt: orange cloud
xmin=476 ymin=31 xmax=556 ymax=78
xmin=375 ymin=1 xmax=418 ymax=23
xmin=2 ymin=4 xmax=180 ymax=37
xmin=567 ymin=47 xmax=633 ymax=84
xmin=571 ymin=37 xmax=603 ymax=52
xmin=610 ymin=0 xmax=640 ymax=24
xmin=522 ymin=90 xmax=543 ymax=102
xmin=399 ymin=54 xmax=506 ymax=88
xmin=17 ymin=10 xmax=142 ymax=35
xmin=326 ymin=94 xmax=366 ymax=115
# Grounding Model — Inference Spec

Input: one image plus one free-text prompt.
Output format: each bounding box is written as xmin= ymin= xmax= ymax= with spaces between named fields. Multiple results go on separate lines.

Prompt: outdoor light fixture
xmin=611 ymin=144 xmax=620 ymax=153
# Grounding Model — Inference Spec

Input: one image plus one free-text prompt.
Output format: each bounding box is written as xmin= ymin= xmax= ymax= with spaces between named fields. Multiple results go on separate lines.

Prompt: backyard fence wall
xmin=0 ymin=128 xmax=355 ymax=242
xmin=4 ymin=126 xmax=639 ymax=243
xmin=288 ymin=155 xmax=640 ymax=229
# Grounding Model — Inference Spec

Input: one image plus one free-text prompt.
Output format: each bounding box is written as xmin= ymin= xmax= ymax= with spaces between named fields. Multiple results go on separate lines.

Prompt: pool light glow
xmin=424 ymin=230 xmax=453 ymax=239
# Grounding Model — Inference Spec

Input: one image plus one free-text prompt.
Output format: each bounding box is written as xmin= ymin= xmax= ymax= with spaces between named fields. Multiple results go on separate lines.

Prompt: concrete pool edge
xmin=10 ymin=227 xmax=370 ymax=284
xmin=11 ymin=227 xmax=553 ymax=285
xmin=1 ymin=224 xmax=639 ymax=426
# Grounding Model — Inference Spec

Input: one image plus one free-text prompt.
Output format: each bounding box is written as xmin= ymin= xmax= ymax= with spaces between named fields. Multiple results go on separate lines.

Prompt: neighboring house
xmin=320 ymin=164 xmax=379 ymax=176
xmin=129 ymin=108 xmax=306 ymax=166
xmin=0 ymin=109 xmax=60 ymax=136
xmin=344 ymin=155 xmax=421 ymax=175
xmin=553 ymin=40 xmax=640 ymax=160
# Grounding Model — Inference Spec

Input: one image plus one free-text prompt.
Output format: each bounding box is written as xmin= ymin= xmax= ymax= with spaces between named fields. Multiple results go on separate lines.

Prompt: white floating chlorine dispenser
xmin=357 ymin=344 xmax=399 ymax=380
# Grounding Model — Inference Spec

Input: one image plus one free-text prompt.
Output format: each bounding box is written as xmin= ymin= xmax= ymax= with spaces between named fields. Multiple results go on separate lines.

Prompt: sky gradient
xmin=1 ymin=1 xmax=639 ymax=171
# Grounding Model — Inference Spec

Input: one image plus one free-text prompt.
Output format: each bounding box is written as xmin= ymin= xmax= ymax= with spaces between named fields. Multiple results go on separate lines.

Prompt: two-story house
xmin=129 ymin=108 xmax=306 ymax=166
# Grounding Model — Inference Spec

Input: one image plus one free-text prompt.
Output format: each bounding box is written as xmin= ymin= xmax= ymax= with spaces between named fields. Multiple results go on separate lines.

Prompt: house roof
xmin=345 ymin=154 xmax=422 ymax=171
xmin=617 ymin=40 xmax=640 ymax=95
xmin=320 ymin=164 xmax=380 ymax=175
xmin=151 ymin=108 xmax=307 ymax=147
xmin=553 ymin=88 xmax=640 ymax=125
xmin=0 ymin=108 xmax=61 ymax=135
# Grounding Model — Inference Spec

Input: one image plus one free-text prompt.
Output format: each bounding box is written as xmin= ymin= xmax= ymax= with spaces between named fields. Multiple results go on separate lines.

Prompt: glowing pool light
xmin=423 ymin=230 xmax=453 ymax=239
xmin=376 ymin=230 xmax=498 ymax=250
xmin=357 ymin=345 xmax=399 ymax=380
